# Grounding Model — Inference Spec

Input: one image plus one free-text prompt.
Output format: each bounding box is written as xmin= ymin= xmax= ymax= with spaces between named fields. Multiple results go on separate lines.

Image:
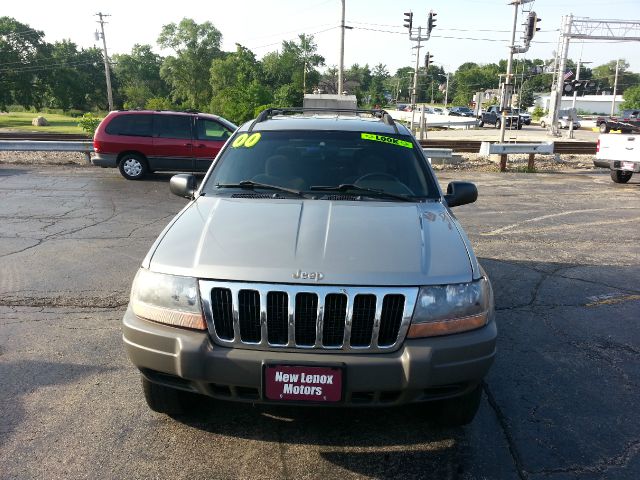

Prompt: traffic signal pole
xmin=497 ymin=1 xmax=521 ymax=170
xmin=410 ymin=27 xmax=422 ymax=134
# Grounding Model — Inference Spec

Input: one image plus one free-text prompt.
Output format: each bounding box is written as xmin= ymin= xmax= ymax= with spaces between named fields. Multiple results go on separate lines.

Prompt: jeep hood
xmin=146 ymin=197 xmax=477 ymax=286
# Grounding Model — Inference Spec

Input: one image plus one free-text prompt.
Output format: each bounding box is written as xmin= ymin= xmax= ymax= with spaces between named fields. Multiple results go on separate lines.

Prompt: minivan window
xmin=196 ymin=119 xmax=230 ymax=141
xmin=105 ymin=114 xmax=153 ymax=137
xmin=154 ymin=115 xmax=192 ymax=140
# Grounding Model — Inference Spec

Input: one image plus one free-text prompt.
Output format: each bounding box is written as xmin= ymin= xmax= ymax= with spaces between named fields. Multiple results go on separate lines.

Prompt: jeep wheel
xmin=540 ymin=121 xmax=546 ymax=128
xmin=431 ymin=384 xmax=482 ymax=427
xmin=495 ymin=119 xmax=501 ymax=129
xmin=141 ymin=376 xmax=200 ymax=415
xmin=610 ymin=170 xmax=633 ymax=184
xmin=599 ymin=122 xmax=610 ymax=134
xmin=118 ymin=154 xmax=147 ymax=180
xmin=517 ymin=123 xmax=523 ymax=130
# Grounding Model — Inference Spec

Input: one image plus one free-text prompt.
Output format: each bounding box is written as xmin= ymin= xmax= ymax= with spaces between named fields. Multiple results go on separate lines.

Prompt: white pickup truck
xmin=595 ymin=133 xmax=639 ymax=183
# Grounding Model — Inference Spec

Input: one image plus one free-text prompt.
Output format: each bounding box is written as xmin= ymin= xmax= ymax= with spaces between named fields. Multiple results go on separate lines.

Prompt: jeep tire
xmin=430 ymin=384 xmax=482 ymax=427
xmin=142 ymin=376 xmax=200 ymax=415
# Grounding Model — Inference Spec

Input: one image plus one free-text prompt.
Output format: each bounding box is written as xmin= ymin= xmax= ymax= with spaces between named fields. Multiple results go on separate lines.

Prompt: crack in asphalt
xmin=530 ymin=440 xmax=640 ymax=477
xmin=483 ymin=383 xmax=528 ymax=480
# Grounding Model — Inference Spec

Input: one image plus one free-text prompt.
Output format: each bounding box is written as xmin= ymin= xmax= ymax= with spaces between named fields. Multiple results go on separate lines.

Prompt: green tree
xmin=158 ymin=18 xmax=223 ymax=109
xmin=0 ymin=17 xmax=49 ymax=109
xmin=368 ymin=63 xmax=389 ymax=107
xmin=112 ymin=44 xmax=168 ymax=109
xmin=262 ymin=35 xmax=324 ymax=106
xmin=209 ymin=44 xmax=272 ymax=123
xmin=44 ymin=40 xmax=105 ymax=110
xmin=621 ymin=85 xmax=640 ymax=110
xmin=452 ymin=62 xmax=500 ymax=105
xmin=519 ymin=80 xmax=535 ymax=108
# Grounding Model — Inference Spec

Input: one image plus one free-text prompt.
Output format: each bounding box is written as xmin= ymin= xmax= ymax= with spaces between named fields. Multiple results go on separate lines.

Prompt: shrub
xmin=77 ymin=113 xmax=102 ymax=137
xmin=145 ymin=97 xmax=174 ymax=111
xmin=532 ymin=105 xmax=545 ymax=120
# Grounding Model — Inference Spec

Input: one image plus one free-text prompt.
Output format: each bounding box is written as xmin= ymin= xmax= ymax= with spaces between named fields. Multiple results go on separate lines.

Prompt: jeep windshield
xmin=202 ymin=130 xmax=438 ymax=201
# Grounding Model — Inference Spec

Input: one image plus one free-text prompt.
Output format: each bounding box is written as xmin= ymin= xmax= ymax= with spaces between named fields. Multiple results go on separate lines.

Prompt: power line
xmin=248 ymin=26 xmax=339 ymax=50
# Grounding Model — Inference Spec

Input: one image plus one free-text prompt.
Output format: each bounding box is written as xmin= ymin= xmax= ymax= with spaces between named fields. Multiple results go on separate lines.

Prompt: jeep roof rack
xmin=247 ymin=107 xmax=398 ymax=134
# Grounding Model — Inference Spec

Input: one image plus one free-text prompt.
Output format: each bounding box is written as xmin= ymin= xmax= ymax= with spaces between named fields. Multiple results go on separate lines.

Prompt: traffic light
xmin=524 ymin=11 xmax=541 ymax=42
xmin=424 ymin=52 xmax=434 ymax=69
xmin=403 ymin=12 xmax=413 ymax=31
xmin=427 ymin=11 xmax=437 ymax=34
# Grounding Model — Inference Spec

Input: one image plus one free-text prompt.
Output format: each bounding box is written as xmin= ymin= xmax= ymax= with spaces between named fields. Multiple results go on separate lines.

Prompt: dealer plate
xmin=264 ymin=365 xmax=342 ymax=402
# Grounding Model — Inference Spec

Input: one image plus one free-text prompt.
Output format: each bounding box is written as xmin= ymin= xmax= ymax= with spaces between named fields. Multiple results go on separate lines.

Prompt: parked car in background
xmin=92 ymin=110 xmax=237 ymax=180
xmin=595 ymin=133 xmax=640 ymax=183
xmin=512 ymin=108 xmax=531 ymax=125
xmin=596 ymin=110 xmax=640 ymax=134
xmin=448 ymin=106 xmax=475 ymax=117
xmin=433 ymin=107 xmax=445 ymax=115
xmin=539 ymin=111 xmax=581 ymax=129
xmin=478 ymin=106 xmax=521 ymax=129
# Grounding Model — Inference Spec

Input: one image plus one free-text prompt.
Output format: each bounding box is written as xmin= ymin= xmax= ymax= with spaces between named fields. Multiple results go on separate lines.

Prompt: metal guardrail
xmin=0 ymin=140 xmax=94 ymax=163
xmin=479 ymin=142 xmax=554 ymax=155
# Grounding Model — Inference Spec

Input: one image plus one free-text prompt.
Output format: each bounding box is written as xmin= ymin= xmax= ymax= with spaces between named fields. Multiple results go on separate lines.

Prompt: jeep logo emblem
xmin=292 ymin=270 xmax=324 ymax=281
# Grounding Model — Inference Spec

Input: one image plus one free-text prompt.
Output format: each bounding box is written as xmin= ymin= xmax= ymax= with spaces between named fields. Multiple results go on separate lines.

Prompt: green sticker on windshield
xmin=361 ymin=133 xmax=413 ymax=149
xmin=231 ymin=132 xmax=261 ymax=148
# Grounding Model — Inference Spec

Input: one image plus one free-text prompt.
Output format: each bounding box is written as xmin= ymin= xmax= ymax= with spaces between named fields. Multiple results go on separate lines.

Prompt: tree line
xmin=1 ymin=15 xmax=639 ymax=125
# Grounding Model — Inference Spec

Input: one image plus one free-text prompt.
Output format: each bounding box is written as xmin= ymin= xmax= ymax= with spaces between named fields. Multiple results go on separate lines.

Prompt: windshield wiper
xmin=216 ymin=180 xmax=306 ymax=197
xmin=309 ymin=184 xmax=414 ymax=202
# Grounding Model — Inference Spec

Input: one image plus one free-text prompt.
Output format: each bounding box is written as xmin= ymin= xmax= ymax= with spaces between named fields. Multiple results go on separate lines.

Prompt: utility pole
xmin=338 ymin=0 xmax=346 ymax=95
xmin=96 ymin=12 xmax=113 ymax=111
xmin=444 ymin=72 xmax=449 ymax=107
xmin=611 ymin=58 xmax=620 ymax=116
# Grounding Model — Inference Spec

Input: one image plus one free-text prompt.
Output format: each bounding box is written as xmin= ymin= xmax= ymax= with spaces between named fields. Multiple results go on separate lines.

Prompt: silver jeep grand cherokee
xmin=123 ymin=108 xmax=496 ymax=426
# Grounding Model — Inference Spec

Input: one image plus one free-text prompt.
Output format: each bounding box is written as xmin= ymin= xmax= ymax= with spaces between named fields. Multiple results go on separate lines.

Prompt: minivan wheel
xmin=430 ymin=384 xmax=483 ymax=427
xmin=118 ymin=154 xmax=147 ymax=180
xmin=141 ymin=376 xmax=200 ymax=415
xmin=610 ymin=170 xmax=633 ymax=184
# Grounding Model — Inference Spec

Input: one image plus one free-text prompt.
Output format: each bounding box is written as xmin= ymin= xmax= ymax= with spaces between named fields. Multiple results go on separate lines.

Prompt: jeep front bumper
xmin=122 ymin=307 xmax=497 ymax=406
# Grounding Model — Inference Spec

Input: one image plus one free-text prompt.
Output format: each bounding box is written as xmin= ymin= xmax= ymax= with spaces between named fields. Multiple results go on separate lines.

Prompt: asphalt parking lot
xmin=1 ymin=164 xmax=639 ymax=479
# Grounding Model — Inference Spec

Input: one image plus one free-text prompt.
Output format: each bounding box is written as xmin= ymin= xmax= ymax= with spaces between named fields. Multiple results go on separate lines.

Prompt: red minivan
xmin=92 ymin=110 xmax=237 ymax=180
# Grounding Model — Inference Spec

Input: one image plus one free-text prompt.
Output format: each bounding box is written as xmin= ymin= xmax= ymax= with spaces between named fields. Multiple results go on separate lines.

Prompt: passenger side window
xmin=196 ymin=119 xmax=230 ymax=141
xmin=105 ymin=114 xmax=153 ymax=137
xmin=154 ymin=115 xmax=192 ymax=140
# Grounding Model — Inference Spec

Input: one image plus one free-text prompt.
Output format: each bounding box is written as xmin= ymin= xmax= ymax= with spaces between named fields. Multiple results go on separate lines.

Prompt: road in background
xmin=1 ymin=165 xmax=639 ymax=479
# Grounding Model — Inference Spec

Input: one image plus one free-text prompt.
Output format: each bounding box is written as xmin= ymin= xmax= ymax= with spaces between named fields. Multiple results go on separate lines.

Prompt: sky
xmin=3 ymin=0 xmax=640 ymax=75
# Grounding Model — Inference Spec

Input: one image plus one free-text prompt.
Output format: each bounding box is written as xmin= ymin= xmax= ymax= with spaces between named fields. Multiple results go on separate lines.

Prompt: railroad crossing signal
xmin=427 ymin=11 xmax=437 ymax=34
xmin=524 ymin=11 xmax=541 ymax=42
xmin=404 ymin=12 xmax=413 ymax=31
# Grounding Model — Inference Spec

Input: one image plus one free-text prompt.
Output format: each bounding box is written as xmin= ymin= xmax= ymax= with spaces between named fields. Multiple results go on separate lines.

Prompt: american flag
xmin=563 ymin=70 xmax=574 ymax=80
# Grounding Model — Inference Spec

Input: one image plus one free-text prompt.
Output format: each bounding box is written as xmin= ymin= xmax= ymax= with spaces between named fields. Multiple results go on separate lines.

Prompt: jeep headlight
xmin=130 ymin=269 xmax=205 ymax=330
xmin=408 ymin=277 xmax=492 ymax=338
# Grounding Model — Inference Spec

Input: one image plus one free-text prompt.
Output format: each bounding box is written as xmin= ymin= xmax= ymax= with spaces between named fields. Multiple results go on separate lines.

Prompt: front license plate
xmin=621 ymin=161 xmax=636 ymax=171
xmin=264 ymin=365 xmax=342 ymax=402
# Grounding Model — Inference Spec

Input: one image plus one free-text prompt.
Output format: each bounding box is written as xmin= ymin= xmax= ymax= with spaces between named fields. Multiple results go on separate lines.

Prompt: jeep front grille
xmin=199 ymin=281 xmax=418 ymax=353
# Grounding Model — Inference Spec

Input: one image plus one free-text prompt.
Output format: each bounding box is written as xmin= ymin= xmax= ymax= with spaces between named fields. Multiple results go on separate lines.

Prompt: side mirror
xmin=170 ymin=174 xmax=197 ymax=199
xmin=444 ymin=181 xmax=477 ymax=208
